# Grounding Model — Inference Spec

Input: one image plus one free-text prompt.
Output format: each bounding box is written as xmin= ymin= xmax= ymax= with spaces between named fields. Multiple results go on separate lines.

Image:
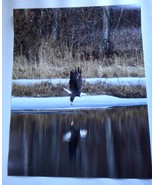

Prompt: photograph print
xmin=8 ymin=5 xmax=152 ymax=178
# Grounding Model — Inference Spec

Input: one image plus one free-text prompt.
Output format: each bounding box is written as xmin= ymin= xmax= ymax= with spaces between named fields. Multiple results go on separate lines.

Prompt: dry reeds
xmin=12 ymin=81 xmax=146 ymax=98
xmin=13 ymin=41 xmax=144 ymax=79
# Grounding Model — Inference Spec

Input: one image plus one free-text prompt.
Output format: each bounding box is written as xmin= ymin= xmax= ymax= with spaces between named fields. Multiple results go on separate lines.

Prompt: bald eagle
xmin=69 ymin=67 xmax=82 ymax=104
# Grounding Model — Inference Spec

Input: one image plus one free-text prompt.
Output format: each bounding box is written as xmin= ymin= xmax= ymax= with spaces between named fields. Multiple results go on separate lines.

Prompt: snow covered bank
xmin=11 ymin=95 xmax=147 ymax=112
xmin=12 ymin=77 xmax=146 ymax=87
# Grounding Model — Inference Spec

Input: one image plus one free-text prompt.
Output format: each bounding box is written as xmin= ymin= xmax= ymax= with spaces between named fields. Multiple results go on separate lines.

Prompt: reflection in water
xmin=8 ymin=106 xmax=152 ymax=178
xmin=68 ymin=121 xmax=80 ymax=161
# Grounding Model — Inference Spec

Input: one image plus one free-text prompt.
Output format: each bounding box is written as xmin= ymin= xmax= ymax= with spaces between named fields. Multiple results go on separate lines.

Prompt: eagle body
xmin=69 ymin=67 xmax=82 ymax=103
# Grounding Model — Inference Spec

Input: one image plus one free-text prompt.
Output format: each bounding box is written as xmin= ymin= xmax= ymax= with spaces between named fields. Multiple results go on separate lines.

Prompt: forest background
xmin=13 ymin=6 xmax=144 ymax=79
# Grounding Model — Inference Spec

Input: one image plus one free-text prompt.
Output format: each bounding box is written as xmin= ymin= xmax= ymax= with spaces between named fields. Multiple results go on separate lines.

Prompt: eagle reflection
xmin=63 ymin=121 xmax=87 ymax=160
xmin=69 ymin=121 xmax=80 ymax=159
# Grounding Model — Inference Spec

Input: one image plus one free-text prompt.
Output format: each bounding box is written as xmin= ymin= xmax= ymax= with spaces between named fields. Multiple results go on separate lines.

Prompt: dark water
xmin=8 ymin=106 xmax=152 ymax=178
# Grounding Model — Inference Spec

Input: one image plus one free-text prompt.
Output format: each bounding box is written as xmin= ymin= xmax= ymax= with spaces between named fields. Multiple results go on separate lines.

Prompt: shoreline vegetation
xmin=12 ymin=81 xmax=147 ymax=98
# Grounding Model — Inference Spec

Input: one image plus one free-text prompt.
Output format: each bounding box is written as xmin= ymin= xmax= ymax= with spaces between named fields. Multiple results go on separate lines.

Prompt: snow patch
xmin=12 ymin=77 xmax=146 ymax=87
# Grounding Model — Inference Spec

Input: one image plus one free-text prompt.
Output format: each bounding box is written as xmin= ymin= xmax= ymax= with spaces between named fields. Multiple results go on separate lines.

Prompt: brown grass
xmin=12 ymin=36 xmax=144 ymax=79
xmin=12 ymin=82 xmax=146 ymax=98
xmin=13 ymin=54 xmax=144 ymax=79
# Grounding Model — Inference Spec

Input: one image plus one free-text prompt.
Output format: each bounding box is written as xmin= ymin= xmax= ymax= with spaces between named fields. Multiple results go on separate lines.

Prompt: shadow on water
xmin=8 ymin=105 xmax=152 ymax=178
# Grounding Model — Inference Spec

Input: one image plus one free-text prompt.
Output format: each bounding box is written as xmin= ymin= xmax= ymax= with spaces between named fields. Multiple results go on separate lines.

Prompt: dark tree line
xmin=13 ymin=6 xmax=141 ymax=62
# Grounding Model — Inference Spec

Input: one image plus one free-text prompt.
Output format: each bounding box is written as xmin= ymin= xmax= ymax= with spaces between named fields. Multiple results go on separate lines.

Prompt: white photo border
xmin=2 ymin=0 xmax=152 ymax=185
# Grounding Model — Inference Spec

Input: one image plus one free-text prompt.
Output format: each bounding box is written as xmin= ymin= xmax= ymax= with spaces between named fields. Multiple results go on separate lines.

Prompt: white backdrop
xmin=2 ymin=0 xmax=152 ymax=184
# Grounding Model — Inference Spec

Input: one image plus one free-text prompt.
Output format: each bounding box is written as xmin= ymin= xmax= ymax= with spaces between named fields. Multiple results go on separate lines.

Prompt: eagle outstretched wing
xmin=69 ymin=67 xmax=82 ymax=103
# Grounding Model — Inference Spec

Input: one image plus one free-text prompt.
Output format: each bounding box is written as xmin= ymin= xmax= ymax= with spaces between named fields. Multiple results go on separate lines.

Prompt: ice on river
xmin=11 ymin=95 xmax=147 ymax=112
